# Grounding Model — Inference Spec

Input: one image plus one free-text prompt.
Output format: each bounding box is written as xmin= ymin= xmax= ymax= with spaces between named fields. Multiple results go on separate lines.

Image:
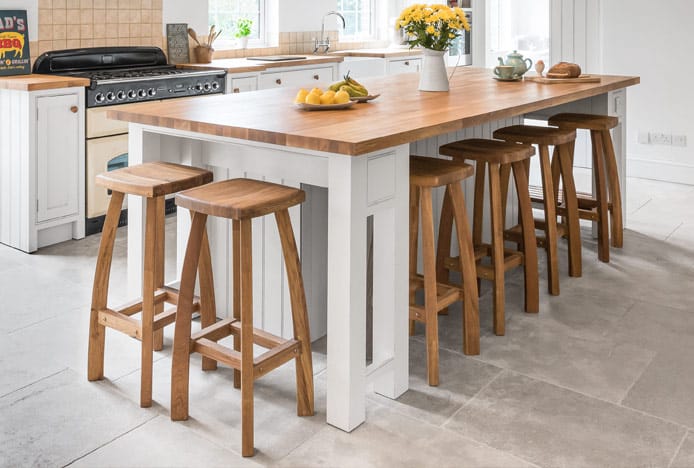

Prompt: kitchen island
xmin=108 ymin=66 xmax=639 ymax=433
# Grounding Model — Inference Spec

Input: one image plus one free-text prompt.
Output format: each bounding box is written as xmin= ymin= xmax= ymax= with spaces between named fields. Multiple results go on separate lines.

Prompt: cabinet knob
xmin=233 ymin=88 xmax=240 ymax=93
xmin=404 ymin=61 xmax=410 ymax=66
xmin=313 ymin=74 xmax=319 ymax=80
xmin=275 ymin=78 xmax=282 ymax=85
xmin=70 ymin=106 xmax=78 ymax=113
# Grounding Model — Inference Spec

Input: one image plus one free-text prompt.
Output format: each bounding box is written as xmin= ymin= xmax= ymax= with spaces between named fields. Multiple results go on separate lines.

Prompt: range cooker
xmin=32 ymin=47 xmax=226 ymax=234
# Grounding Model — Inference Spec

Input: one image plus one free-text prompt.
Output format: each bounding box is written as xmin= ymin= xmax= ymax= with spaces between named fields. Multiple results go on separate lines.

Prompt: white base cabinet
xmin=0 ymin=87 xmax=85 ymax=253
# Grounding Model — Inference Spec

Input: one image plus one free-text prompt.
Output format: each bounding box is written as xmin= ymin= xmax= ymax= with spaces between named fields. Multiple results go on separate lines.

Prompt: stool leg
xmin=591 ymin=130 xmax=610 ymax=262
xmin=153 ymin=196 xmax=165 ymax=352
xmin=601 ymin=129 xmax=624 ymax=248
xmin=140 ymin=197 xmax=158 ymax=408
xmin=232 ymin=219 xmax=242 ymax=389
xmin=512 ymin=161 xmax=539 ymax=313
xmin=557 ymin=142 xmax=582 ymax=277
xmin=239 ymin=218 xmax=255 ymax=457
xmin=88 ymin=191 xmax=125 ymax=382
xmin=171 ymin=211 xmax=208 ymax=421
xmin=499 ymin=163 xmax=511 ymax=230
xmin=199 ymin=225 xmax=218 ymax=371
xmin=276 ymin=209 xmax=315 ymax=416
xmin=472 ymin=161 xmax=486 ymax=295
xmin=435 ymin=185 xmax=453 ymax=287
xmin=448 ymin=182 xmax=480 ymax=355
xmin=420 ymin=187 xmax=440 ymax=386
xmin=538 ymin=144 xmax=560 ymax=296
xmin=488 ymin=163 xmax=506 ymax=336
xmin=409 ymin=185 xmax=421 ymax=336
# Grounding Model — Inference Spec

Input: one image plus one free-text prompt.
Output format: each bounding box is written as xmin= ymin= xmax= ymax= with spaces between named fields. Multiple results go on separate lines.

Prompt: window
xmin=209 ymin=0 xmax=264 ymax=44
xmin=487 ymin=0 xmax=549 ymax=67
xmin=337 ymin=0 xmax=374 ymax=39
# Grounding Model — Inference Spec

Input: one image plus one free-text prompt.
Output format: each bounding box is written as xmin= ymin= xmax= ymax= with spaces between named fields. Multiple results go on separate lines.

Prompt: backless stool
xmin=171 ymin=178 xmax=314 ymax=457
xmin=409 ymin=156 xmax=480 ymax=386
xmin=548 ymin=113 xmax=623 ymax=262
xmin=493 ymin=125 xmax=582 ymax=295
xmin=88 ymin=162 xmax=215 ymax=408
xmin=438 ymin=139 xmax=539 ymax=336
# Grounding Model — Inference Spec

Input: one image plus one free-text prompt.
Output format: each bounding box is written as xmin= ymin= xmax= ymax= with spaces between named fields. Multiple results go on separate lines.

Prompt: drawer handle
xmin=276 ymin=78 xmax=282 ymax=85
xmin=70 ymin=106 xmax=78 ymax=113
xmin=233 ymin=88 xmax=240 ymax=93
xmin=313 ymin=74 xmax=319 ymax=80
xmin=404 ymin=61 xmax=410 ymax=66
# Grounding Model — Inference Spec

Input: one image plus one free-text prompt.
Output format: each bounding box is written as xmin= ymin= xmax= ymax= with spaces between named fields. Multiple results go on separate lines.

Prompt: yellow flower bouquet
xmin=396 ymin=4 xmax=470 ymax=51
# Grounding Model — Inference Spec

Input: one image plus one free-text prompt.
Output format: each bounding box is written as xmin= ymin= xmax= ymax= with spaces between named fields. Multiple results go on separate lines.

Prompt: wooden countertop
xmin=0 ymin=74 xmax=90 ymax=91
xmin=331 ymin=48 xmax=422 ymax=58
xmin=178 ymin=55 xmax=343 ymax=73
xmin=108 ymin=67 xmax=640 ymax=156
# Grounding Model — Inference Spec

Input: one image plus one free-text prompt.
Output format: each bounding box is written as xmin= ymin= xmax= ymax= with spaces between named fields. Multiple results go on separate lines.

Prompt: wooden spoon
xmin=187 ymin=28 xmax=201 ymax=46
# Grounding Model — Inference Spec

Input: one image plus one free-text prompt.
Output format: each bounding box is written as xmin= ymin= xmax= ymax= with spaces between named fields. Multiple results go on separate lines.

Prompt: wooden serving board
xmin=525 ymin=75 xmax=601 ymax=84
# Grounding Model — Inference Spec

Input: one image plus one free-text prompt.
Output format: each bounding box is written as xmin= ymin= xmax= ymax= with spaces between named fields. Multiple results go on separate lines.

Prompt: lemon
xmin=333 ymin=89 xmax=350 ymax=104
xmin=310 ymin=87 xmax=323 ymax=96
xmin=294 ymin=88 xmax=309 ymax=103
xmin=320 ymin=90 xmax=336 ymax=105
xmin=305 ymin=92 xmax=321 ymax=105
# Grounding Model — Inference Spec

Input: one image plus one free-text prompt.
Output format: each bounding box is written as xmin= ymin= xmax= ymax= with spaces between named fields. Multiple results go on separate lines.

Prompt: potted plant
xmin=235 ymin=18 xmax=253 ymax=49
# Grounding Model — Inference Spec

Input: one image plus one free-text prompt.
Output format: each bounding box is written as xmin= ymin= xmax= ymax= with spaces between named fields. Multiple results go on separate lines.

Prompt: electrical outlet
xmin=650 ymin=132 xmax=672 ymax=145
xmin=672 ymin=134 xmax=687 ymax=147
xmin=638 ymin=131 xmax=650 ymax=144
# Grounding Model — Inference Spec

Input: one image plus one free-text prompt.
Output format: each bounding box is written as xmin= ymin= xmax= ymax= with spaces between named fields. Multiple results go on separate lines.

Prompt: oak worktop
xmin=178 ymin=55 xmax=343 ymax=73
xmin=331 ymin=48 xmax=422 ymax=58
xmin=0 ymin=73 xmax=90 ymax=91
xmin=108 ymin=67 xmax=639 ymax=156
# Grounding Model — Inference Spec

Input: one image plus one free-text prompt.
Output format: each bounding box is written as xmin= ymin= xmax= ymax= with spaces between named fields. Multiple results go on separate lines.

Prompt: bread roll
xmin=546 ymin=62 xmax=582 ymax=79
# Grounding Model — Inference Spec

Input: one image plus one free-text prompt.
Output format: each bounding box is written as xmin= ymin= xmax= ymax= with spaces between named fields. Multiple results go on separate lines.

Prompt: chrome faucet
xmin=313 ymin=11 xmax=346 ymax=54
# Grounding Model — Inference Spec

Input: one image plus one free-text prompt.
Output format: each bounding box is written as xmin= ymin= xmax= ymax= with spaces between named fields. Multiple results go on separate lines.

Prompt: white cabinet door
xmin=36 ymin=93 xmax=80 ymax=223
xmin=387 ymin=58 xmax=421 ymax=75
xmin=258 ymin=67 xmax=335 ymax=89
xmin=228 ymin=75 xmax=258 ymax=93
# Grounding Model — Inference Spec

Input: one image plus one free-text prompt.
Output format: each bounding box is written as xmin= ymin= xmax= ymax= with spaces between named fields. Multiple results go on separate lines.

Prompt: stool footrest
xmin=504 ymin=223 xmax=568 ymax=248
xmin=194 ymin=338 xmax=241 ymax=369
xmin=444 ymin=249 xmax=524 ymax=280
xmin=191 ymin=317 xmax=237 ymax=343
xmin=409 ymin=280 xmax=461 ymax=322
xmin=98 ymin=308 xmax=141 ymax=340
xmin=153 ymin=308 xmax=178 ymax=329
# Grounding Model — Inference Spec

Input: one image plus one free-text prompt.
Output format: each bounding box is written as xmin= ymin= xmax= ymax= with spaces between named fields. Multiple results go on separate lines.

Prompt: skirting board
xmin=627 ymin=158 xmax=694 ymax=186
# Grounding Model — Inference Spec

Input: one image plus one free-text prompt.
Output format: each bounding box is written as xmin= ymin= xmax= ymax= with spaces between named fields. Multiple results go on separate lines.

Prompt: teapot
xmin=498 ymin=50 xmax=533 ymax=77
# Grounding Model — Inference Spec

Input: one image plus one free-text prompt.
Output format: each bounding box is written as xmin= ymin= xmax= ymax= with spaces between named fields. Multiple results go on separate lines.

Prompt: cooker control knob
xmin=211 ymin=82 xmax=220 ymax=90
xmin=148 ymin=88 xmax=157 ymax=96
xmin=106 ymin=92 xmax=116 ymax=101
xmin=95 ymin=93 xmax=105 ymax=103
xmin=116 ymin=90 xmax=126 ymax=100
xmin=138 ymin=89 xmax=147 ymax=98
xmin=194 ymin=83 xmax=203 ymax=91
xmin=127 ymin=90 xmax=137 ymax=99
xmin=203 ymin=82 xmax=211 ymax=91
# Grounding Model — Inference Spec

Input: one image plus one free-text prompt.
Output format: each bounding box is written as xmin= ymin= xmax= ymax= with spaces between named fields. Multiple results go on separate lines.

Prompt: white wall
xmin=164 ymin=0 xmax=209 ymax=34
xmin=601 ymin=0 xmax=694 ymax=184
xmin=0 ymin=0 xmax=37 ymax=41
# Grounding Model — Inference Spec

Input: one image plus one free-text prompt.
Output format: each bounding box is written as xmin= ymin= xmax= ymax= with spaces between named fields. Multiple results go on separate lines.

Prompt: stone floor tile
xmin=670 ymin=432 xmax=694 ymax=468
xmin=0 ymin=369 xmax=154 ymax=467
xmin=278 ymin=402 xmax=537 ymax=468
xmin=614 ymin=300 xmax=694 ymax=354
xmin=0 ymin=332 xmax=66 ymax=397
xmin=446 ymin=371 xmax=685 ymax=468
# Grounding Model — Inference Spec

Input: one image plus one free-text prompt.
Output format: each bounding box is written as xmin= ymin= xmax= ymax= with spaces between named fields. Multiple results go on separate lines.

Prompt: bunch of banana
xmin=329 ymin=72 xmax=369 ymax=97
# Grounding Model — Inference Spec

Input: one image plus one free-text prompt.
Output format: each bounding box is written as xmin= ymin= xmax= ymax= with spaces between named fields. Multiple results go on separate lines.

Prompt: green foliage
xmin=235 ymin=18 xmax=253 ymax=38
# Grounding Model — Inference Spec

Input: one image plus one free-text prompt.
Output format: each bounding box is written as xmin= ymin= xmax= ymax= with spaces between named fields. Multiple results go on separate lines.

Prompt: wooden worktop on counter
xmin=0 ymin=73 xmax=90 ymax=91
xmin=331 ymin=48 xmax=422 ymax=58
xmin=178 ymin=55 xmax=343 ymax=73
xmin=108 ymin=67 xmax=639 ymax=156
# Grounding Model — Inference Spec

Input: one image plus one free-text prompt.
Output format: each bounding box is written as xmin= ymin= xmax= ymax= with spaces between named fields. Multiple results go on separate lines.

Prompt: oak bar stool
xmin=548 ymin=113 xmax=623 ymax=262
xmin=409 ymin=156 xmax=480 ymax=386
xmin=88 ymin=161 xmax=216 ymax=408
xmin=493 ymin=125 xmax=582 ymax=295
xmin=171 ymin=178 xmax=314 ymax=458
xmin=438 ymin=139 xmax=539 ymax=336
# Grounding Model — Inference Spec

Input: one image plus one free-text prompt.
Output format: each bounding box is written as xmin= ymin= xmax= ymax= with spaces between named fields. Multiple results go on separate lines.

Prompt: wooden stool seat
xmin=548 ymin=112 xmax=624 ymax=259
xmin=437 ymin=139 xmax=539 ymax=336
xmin=89 ymin=162 xmax=216 ymax=409
xmin=175 ymin=178 xmax=305 ymax=220
xmin=95 ymin=161 xmax=212 ymax=197
xmin=409 ymin=156 xmax=479 ymax=386
xmin=493 ymin=124 xmax=582 ymax=296
xmin=440 ymin=138 xmax=535 ymax=164
xmin=548 ymin=113 xmax=618 ymax=131
xmin=493 ymin=125 xmax=576 ymax=146
xmin=171 ymin=178 xmax=314 ymax=457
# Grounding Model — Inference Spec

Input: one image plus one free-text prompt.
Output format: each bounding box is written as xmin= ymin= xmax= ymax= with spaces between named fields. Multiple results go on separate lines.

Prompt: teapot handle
xmin=524 ymin=58 xmax=533 ymax=69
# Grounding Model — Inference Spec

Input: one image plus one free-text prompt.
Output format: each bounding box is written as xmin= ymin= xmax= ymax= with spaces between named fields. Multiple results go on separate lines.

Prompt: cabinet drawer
xmin=387 ymin=58 xmax=421 ymax=75
xmin=228 ymin=75 xmax=258 ymax=93
xmin=87 ymin=105 xmax=129 ymax=138
xmin=258 ymin=67 xmax=334 ymax=89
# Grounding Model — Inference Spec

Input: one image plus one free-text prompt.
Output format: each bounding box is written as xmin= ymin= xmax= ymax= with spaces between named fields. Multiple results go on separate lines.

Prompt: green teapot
xmin=498 ymin=50 xmax=533 ymax=76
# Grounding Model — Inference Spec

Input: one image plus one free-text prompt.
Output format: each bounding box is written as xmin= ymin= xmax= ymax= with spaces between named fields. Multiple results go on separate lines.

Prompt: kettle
xmin=498 ymin=50 xmax=533 ymax=76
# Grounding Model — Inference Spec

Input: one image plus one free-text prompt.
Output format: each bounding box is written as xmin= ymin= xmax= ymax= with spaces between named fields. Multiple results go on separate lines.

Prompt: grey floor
xmin=2 ymin=177 xmax=694 ymax=467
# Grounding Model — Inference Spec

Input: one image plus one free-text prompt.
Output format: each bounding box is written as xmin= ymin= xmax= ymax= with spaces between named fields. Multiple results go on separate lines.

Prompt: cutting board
xmin=525 ymin=75 xmax=601 ymax=84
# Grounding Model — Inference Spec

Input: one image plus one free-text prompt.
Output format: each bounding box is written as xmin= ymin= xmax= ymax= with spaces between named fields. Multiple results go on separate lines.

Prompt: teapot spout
xmin=498 ymin=57 xmax=505 ymax=66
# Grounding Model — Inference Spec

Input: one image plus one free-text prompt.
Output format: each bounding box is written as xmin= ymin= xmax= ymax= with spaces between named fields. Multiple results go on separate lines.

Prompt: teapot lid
xmin=507 ymin=50 xmax=524 ymax=58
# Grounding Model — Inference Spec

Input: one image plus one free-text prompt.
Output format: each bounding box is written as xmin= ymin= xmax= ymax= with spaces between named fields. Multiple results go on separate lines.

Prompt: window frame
xmin=337 ymin=0 xmax=377 ymax=41
xmin=208 ymin=0 xmax=269 ymax=50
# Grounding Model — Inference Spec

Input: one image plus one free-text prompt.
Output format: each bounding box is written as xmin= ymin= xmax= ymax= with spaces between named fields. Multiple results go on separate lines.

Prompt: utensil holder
xmin=194 ymin=46 xmax=214 ymax=63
